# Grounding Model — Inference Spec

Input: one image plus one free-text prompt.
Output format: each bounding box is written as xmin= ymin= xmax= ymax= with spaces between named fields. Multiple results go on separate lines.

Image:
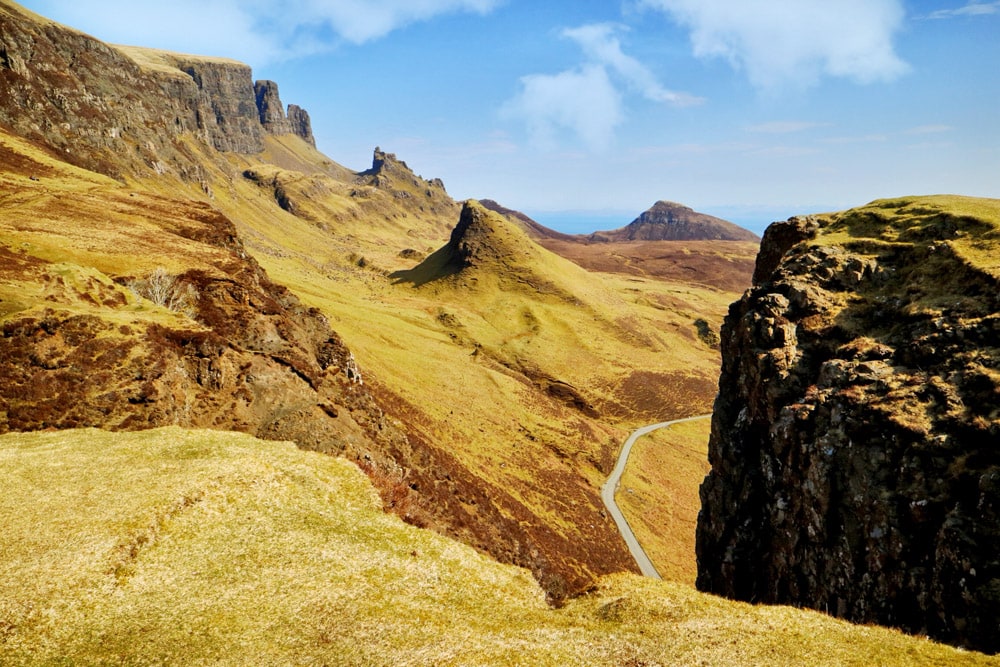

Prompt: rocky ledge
xmin=696 ymin=196 xmax=1000 ymax=654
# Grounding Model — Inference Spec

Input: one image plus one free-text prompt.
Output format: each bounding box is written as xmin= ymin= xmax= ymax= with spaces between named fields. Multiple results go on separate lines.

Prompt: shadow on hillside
xmin=389 ymin=245 xmax=464 ymax=288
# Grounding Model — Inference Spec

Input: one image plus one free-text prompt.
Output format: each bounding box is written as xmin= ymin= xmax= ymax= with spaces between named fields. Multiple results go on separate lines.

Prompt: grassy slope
xmin=0 ymin=130 xmax=226 ymax=326
xmin=817 ymin=195 xmax=1000 ymax=277
xmin=0 ymin=117 xmax=729 ymax=588
xmin=153 ymin=135 xmax=736 ymax=584
xmin=617 ymin=418 xmax=712 ymax=585
xmin=1 ymin=427 xmax=993 ymax=666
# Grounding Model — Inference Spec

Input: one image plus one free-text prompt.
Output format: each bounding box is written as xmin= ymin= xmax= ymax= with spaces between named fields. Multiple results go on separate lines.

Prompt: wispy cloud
xmin=27 ymin=0 xmax=503 ymax=63
xmin=503 ymin=23 xmax=700 ymax=151
xmin=272 ymin=0 xmax=503 ymax=45
xmin=924 ymin=1 xmax=1000 ymax=19
xmin=640 ymin=0 xmax=909 ymax=88
xmin=746 ymin=121 xmax=830 ymax=134
xmin=561 ymin=24 xmax=704 ymax=107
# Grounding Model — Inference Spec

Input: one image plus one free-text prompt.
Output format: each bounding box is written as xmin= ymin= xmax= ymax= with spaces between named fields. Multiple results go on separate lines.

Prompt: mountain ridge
xmin=2 ymin=0 xmax=998 ymax=659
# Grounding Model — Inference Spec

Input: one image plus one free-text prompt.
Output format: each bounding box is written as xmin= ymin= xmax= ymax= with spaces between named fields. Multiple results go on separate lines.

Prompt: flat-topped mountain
xmin=591 ymin=200 xmax=760 ymax=243
xmin=481 ymin=198 xmax=760 ymax=292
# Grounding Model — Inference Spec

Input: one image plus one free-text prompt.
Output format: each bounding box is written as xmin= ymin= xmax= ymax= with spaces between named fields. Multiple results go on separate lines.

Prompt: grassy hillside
xmin=140 ymin=133 xmax=740 ymax=592
xmin=1 ymin=427 xmax=992 ymax=666
xmin=617 ymin=417 xmax=712 ymax=584
xmin=0 ymin=2 xmax=750 ymax=596
xmin=0 ymin=116 xmax=734 ymax=595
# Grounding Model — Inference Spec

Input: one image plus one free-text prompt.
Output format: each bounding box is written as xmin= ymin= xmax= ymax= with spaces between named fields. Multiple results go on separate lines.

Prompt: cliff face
xmin=255 ymin=79 xmax=315 ymax=146
xmin=697 ymin=196 xmax=1000 ymax=653
xmin=0 ymin=2 xmax=313 ymax=178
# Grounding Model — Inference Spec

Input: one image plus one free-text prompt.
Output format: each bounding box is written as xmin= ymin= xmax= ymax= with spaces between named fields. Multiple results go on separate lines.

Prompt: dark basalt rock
xmin=697 ymin=197 xmax=1000 ymax=654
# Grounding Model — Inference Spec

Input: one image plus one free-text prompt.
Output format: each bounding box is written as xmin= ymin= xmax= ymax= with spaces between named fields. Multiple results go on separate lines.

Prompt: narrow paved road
xmin=601 ymin=414 xmax=712 ymax=579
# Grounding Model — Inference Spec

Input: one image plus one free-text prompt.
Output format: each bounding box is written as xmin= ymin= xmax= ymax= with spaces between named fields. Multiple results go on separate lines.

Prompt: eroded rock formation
xmin=0 ymin=1 xmax=315 ymax=178
xmin=697 ymin=196 xmax=1000 ymax=653
xmin=255 ymin=80 xmax=315 ymax=145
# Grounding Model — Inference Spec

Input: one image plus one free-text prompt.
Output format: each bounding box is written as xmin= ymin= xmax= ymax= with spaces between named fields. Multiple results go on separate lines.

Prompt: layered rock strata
xmin=697 ymin=196 xmax=1000 ymax=653
xmin=0 ymin=1 xmax=314 ymax=178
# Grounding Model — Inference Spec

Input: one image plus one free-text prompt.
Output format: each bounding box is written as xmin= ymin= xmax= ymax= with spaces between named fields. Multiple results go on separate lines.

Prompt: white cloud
xmin=641 ymin=0 xmax=909 ymax=88
xmin=925 ymin=1 xmax=1000 ymax=18
xmin=561 ymin=24 xmax=704 ymax=106
xmin=281 ymin=0 xmax=502 ymax=44
xmin=26 ymin=0 xmax=502 ymax=63
xmin=502 ymin=23 xmax=699 ymax=151
xmin=501 ymin=65 xmax=623 ymax=152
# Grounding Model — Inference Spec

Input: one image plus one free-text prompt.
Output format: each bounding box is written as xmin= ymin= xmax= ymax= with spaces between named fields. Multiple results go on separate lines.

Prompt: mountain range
xmin=0 ymin=0 xmax=996 ymax=662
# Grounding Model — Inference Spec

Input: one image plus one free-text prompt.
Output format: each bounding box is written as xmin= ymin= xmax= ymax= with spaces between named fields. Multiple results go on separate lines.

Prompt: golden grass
xmin=0 ymin=427 xmax=993 ymax=666
xmin=0 ymin=121 xmax=748 ymax=594
xmin=816 ymin=195 xmax=1000 ymax=277
xmin=616 ymin=417 xmax=712 ymax=585
xmin=162 ymin=143 xmax=738 ymax=561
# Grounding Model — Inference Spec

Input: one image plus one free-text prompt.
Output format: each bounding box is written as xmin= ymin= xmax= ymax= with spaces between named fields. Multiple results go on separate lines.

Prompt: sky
xmin=20 ymin=0 xmax=1000 ymax=234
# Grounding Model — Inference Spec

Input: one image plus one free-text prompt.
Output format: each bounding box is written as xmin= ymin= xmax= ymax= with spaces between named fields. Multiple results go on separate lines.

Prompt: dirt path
xmin=601 ymin=414 xmax=712 ymax=578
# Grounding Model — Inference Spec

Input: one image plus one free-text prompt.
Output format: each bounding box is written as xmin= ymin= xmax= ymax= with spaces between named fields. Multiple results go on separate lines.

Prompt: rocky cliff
xmin=696 ymin=195 xmax=1000 ymax=653
xmin=255 ymin=79 xmax=315 ymax=146
xmin=0 ymin=1 xmax=314 ymax=178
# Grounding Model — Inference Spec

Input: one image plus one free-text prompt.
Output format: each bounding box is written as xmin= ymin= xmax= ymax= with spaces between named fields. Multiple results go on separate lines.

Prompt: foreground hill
xmin=699 ymin=195 xmax=1000 ymax=653
xmin=0 ymin=427 xmax=990 ymax=666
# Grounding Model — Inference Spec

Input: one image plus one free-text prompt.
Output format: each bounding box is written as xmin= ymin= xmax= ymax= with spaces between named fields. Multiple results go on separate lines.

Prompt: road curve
xmin=601 ymin=414 xmax=712 ymax=579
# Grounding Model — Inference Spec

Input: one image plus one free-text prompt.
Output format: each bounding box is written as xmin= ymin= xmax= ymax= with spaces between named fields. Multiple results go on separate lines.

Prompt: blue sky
xmin=21 ymin=0 xmax=1000 ymax=233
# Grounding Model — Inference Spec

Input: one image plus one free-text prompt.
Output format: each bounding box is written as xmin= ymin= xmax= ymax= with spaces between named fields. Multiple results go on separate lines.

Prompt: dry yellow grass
xmin=0 ymin=427 xmax=993 ymax=666
xmin=136 ymin=136 xmax=741 ymax=577
xmin=616 ymin=417 xmax=712 ymax=585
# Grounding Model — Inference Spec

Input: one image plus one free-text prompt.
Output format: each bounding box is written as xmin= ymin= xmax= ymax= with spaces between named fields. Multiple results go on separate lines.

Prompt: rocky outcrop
xmin=589 ymin=201 xmax=759 ymax=243
xmin=254 ymin=80 xmax=315 ymax=146
xmin=696 ymin=196 xmax=1000 ymax=653
xmin=355 ymin=147 xmax=458 ymax=223
xmin=0 ymin=195 xmax=391 ymax=457
xmin=286 ymin=104 xmax=316 ymax=146
xmin=0 ymin=1 xmax=316 ymax=178
xmin=255 ymin=80 xmax=294 ymax=136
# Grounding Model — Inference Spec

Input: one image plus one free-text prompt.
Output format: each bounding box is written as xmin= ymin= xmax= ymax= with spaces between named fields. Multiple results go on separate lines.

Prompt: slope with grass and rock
xmin=0 ymin=0 xmax=741 ymax=600
xmin=698 ymin=195 xmax=1000 ymax=653
xmin=1 ymin=426 xmax=993 ymax=666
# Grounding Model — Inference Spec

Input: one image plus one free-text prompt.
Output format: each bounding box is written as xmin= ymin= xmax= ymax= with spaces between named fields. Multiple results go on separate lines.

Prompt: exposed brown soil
xmin=537 ymin=238 xmax=758 ymax=292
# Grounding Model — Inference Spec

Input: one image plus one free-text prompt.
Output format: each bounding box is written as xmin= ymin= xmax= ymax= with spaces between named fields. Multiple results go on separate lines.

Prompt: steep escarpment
xmin=697 ymin=196 xmax=1000 ymax=653
xmin=0 ymin=1 xmax=313 ymax=178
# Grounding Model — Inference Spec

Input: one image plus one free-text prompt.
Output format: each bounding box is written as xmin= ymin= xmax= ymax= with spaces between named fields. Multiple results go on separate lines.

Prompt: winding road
xmin=601 ymin=414 xmax=712 ymax=579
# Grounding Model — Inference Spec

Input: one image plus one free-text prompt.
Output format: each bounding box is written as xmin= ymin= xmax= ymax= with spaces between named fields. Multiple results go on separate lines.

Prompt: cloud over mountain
xmin=25 ymin=0 xmax=503 ymax=63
